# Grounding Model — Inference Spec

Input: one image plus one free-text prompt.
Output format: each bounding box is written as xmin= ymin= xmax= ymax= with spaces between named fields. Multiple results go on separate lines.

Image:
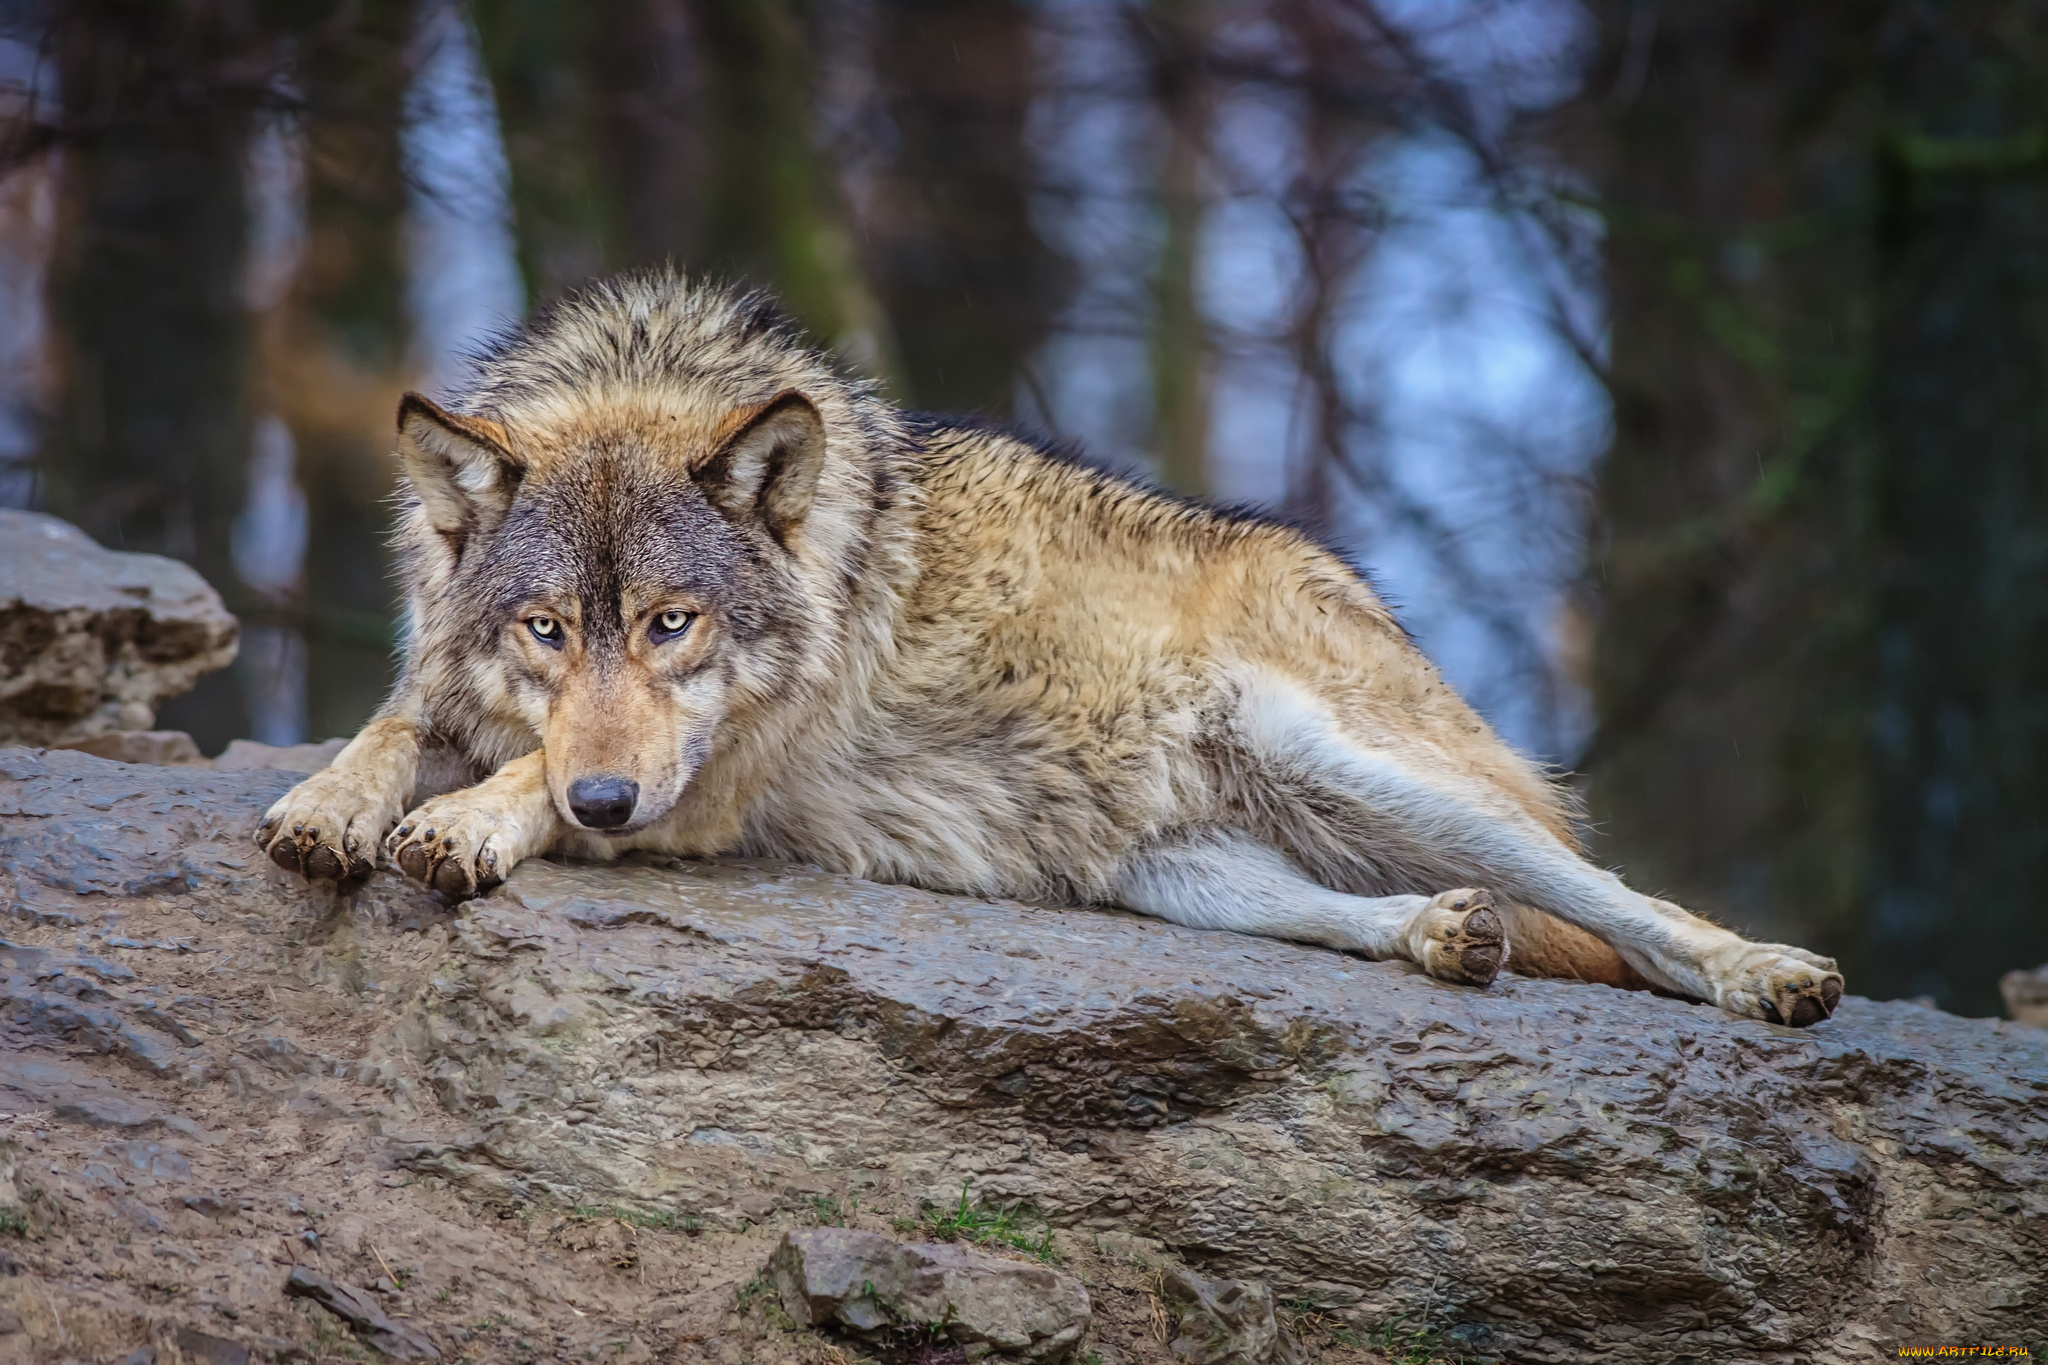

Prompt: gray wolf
xmin=258 ymin=271 xmax=1844 ymax=1027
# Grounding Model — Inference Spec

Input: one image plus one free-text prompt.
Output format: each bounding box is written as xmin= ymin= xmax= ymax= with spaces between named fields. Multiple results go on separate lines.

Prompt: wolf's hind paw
xmin=386 ymin=797 xmax=510 ymax=900
xmin=1715 ymin=947 xmax=1844 ymax=1028
xmin=1410 ymin=888 xmax=1508 ymax=988
xmin=255 ymin=773 xmax=393 ymax=883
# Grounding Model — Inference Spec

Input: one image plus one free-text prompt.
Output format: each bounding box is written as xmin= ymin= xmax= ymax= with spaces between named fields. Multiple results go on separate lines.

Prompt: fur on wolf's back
xmin=405 ymin=270 xmax=1632 ymax=986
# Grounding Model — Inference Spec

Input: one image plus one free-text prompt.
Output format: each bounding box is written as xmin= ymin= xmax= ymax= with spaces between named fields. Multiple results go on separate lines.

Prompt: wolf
xmin=257 ymin=271 xmax=1844 ymax=1027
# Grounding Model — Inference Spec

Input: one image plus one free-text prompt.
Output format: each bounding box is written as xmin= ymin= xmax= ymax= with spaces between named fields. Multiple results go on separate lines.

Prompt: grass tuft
xmin=901 ymin=1181 xmax=1057 ymax=1263
xmin=1366 ymin=1313 xmax=1464 ymax=1365
xmin=568 ymin=1203 xmax=701 ymax=1233
xmin=1281 ymin=1302 xmax=1469 ymax=1361
xmin=811 ymin=1193 xmax=857 ymax=1226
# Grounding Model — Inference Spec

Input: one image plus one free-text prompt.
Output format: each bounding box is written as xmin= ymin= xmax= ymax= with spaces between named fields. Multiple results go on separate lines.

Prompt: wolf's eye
xmin=651 ymin=609 xmax=695 ymax=642
xmin=526 ymin=615 xmax=562 ymax=647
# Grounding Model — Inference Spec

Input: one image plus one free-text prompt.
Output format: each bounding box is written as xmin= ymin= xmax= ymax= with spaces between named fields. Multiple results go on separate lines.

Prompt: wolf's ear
xmin=699 ymin=390 xmax=826 ymax=539
xmin=395 ymin=392 xmax=523 ymax=545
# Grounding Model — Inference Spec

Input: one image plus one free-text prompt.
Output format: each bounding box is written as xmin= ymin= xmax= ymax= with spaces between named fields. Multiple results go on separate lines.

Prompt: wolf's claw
xmin=256 ymin=772 xmax=394 ymax=883
xmin=386 ymin=797 xmax=508 ymax=901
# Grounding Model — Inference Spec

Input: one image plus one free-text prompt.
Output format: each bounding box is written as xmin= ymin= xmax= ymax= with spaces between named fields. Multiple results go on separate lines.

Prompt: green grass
xmin=1280 ymin=1302 xmax=1463 ymax=1360
xmin=0 ymin=1210 xmax=28 ymax=1238
xmin=1280 ymin=1300 xmax=1363 ymax=1351
xmin=901 ymin=1182 xmax=1057 ymax=1263
xmin=1366 ymin=1313 xmax=1464 ymax=1365
xmin=734 ymin=1271 xmax=798 ymax=1331
xmin=568 ymin=1203 xmax=701 ymax=1233
xmin=810 ymin=1193 xmax=857 ymax=1226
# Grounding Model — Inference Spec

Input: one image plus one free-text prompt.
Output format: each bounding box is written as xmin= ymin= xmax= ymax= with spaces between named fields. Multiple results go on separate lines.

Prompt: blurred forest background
xmin=1 ymin=0 xmax=2044 ymax=1016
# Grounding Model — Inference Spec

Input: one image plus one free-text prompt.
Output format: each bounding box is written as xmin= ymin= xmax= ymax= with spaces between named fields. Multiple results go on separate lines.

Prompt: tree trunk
xmin=473 ymin=0 xmax=691 ymax=300
xmin=1142 ymin=0 xmax=1211 ymax=495
xmin=1583 ymin=0 xmax=1880 ymax=976
xmin=478 ymin=0 xmax=891 ymax=374
xmin=1864 ymin=1 xmax=2048 ymax=1008
xmin=863 ymin=0 xmax=1058 ymax=415
xmin=42 ymin=0 xmax=260 ymax=749
xmin=682 ymin=0 xmax=890 ymax=369
xmin=272 ymin=0 xmax=414 ymax=745
xmin=1583 ymin=0 xmax=2048 ymax=1014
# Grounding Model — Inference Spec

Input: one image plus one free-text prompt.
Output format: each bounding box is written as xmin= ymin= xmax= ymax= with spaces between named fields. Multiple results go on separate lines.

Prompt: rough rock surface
xmin=1161 ymin=1266 xmax=1303 ymax=1365
xmin=0 ymin=749 xmax=2043 ymax=1364
xmin=769 ymin=1228 xmax=1090 ymax=1360
xmin=0 ymin=511 xmax=238 ymax=746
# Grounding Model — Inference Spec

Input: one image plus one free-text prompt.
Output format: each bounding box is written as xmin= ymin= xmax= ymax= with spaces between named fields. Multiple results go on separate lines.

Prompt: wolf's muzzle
xmin=567 ymin=775 xmax=639 ymax=830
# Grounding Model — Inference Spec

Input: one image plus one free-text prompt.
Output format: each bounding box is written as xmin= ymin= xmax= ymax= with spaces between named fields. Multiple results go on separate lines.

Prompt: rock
xmin=2003 ymin=964 xmax=2048 ymax=1028
xmin=53 ymin=729 xmax=207 ymax=766
xmin=172 ymin=1326 xmax=250 ymax=1365
xmin=0 ymin=510 xmax=237 ymax=746
xmin=44 ymin=729 xmax=347 ymax=773
xmin=284 ymin=1267 xmax=442 ymax=1360
xmin=0 ymin=748 xmax=2042 ymax=1363
xmin=769 ymin=1227 xmax=1090 ymax=1361
xmin=211 ymin=736 xmax=347 ymax=773
xmin=1160 ymin=1266 xmax=1303 ymax=1365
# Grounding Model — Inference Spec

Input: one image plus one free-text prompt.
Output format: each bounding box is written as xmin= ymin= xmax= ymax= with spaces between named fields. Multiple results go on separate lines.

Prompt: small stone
xmin=53 ymin=1097 xmax=163 ymax=1130
xmin=173 ymin=1325 xmax=249 ymax=1365
xmin=0 ymin=1306 xmax=22 ymax=1334
xmin=1160 ymin=1266 xmax=1304 ymax=1365
xmin=285 ymin=1266 xmax=442 ymax=1361
xmin=2002 ymin=964 xmax=2048 ymax=1027
xmin=769 ymin=1228 xmax=1090 ymax=1362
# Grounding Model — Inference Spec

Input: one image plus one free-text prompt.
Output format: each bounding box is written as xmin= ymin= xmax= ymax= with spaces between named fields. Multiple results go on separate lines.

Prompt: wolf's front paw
xmin=1713 ymin=945 xmax=1844 ymax=1027
xmin=1408 ymin=888 xmax=1508 ymax=987
xmin=256 ymin=771 xmax=398 ymax=883
xmin=386 ymin=794 xmax=516 ymax=900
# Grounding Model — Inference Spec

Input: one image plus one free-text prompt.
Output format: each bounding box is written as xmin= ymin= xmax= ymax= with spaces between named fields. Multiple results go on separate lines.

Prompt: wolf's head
xmin=394 ymin=379 xmax=838 ymax=836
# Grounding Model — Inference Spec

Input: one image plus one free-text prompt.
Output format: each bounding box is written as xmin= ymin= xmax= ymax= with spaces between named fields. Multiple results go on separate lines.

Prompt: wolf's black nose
xmin=567 ymin=776 xmax=639 ymax=829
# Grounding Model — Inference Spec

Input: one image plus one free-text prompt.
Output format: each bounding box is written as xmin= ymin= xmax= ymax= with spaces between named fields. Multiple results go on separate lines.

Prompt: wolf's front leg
xmin=386 ymin=749 xmax=562 ymax=899
xmin=258 ymin=717 xmax=421 ymax=881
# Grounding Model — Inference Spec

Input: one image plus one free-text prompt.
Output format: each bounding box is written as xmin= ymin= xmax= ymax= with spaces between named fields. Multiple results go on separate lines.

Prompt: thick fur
xmin=259 ymin=272 xmax=1845 ymax=1027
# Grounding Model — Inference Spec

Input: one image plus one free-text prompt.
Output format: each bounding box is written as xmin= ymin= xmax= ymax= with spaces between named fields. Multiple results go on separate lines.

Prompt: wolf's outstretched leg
xmin=1113 ymin=829 xmax=1510 ymax=986
xmin=387 ymin=749 xmax=560 ymax=899
xmin=1233 ymin=674 xmax=1844 ymax=1025
xmin=257 ymin=718 xmax=420 ymax=881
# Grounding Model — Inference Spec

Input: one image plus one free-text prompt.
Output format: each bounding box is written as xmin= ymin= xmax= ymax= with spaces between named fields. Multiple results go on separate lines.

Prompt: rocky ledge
xmin=0 ymin=749 xmax=2042 ymax=1364
xmin=0 ymin=511 xmax=238 ymax=747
